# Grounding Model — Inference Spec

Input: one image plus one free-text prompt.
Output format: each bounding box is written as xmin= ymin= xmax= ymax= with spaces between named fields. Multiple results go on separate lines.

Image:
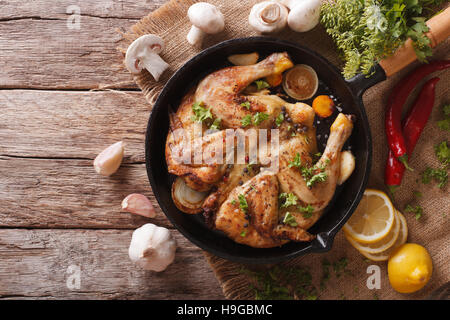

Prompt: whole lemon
xmin=388 ymin=243 xmax=433 ymax=293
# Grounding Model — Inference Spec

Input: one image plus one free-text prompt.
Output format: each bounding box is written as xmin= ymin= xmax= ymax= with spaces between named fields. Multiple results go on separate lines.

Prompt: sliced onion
xmin=282 ymin=64 xmax=318 ymax=100
xmin=172 ymin=177 xmax=209 ymax=214
xmin=227 ymin=52 xmax=259 ymax=66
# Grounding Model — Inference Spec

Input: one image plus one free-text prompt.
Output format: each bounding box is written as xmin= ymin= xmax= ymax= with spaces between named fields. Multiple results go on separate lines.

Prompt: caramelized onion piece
xmin=282 ymin=64 xmax=318 ymax=100
xmin=172 ymin=177 xmax=209 ymax=214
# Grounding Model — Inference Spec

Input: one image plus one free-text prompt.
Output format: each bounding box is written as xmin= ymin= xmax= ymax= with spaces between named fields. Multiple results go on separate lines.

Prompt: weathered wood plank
xmin=0 ymin=228 xmax=224 ymax=299
xmin=0 ymin=0 xmax=167 ymax=20
xmin=0 ymin=17 xmax=137 ymax=89
xmin=0 ymin=90 xmax=150 ymax=162
xmin=0 ymin=157 xmax=173 ymax=229
xmin=0 ymin=0 xmax=166 ymax=89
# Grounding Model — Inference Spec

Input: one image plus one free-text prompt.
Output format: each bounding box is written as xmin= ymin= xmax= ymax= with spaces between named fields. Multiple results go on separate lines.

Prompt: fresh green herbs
xmin=241 ymin=115 xmax=252 ymax=127
xmin=288 ymin=154 xmax=329 ymax=188
xmin=288 ymin=152 xmax=302 ymax=168
xmin=238 ymin=194 xmax=249 ymax=213
xmin=240 ymin=265 xmax=317 ymax=300
xmin=255 ymin=80 xmax=270 ymax=91
xmin=283 ymin=212 xmax=298 ymax=227
xmin=298 ymin=204 xmax=314 ymax=218
xmin=241 ymin=101 xmax=251 ymax=110
xmin=435 ymin=141 xmax=450 ymax=167
xmin=320 ymin=0 xmax=444 ymax=79
xmin=422 ymin=167 xmax=448 ymax=189
xmin=253 ymin=112 xmax=269 ymax=126
xmin=275 ymin=113 xmax=284 ymax=127
xmin=437 ymin=104 xmax=450 ymax=130
xmin=210 ymin=118 xmax=221 ymax=130
xmin=241 ymin=112 xmax=270 ymax=127
xmin=240 ymin=230 xmax=247 ymax=237
xmin=231 ymin=199 xmax=236 ymax=205
xmin=279 ymin=193 xmax=298 ymax=208
xmin=306 ymin=172 xmax=328 ymax=188
xmin=191 ymin=101 xmax=212 ymax=122
xmin=405 ymin=204 xmax=424 ymax=220
xmin=191 ymin=101 xmax=221 ymax=130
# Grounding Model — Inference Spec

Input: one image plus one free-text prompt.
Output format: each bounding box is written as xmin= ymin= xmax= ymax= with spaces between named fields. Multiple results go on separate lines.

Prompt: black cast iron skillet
xmin=145 ymin=37 xmax=396 ymax=264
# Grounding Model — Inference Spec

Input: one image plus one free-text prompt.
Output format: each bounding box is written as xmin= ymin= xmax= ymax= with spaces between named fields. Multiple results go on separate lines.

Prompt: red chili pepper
xmin=385 ymin=77 xmax=440 ymax=193
xmin=385 ymin=60 xmax=450 ymax=170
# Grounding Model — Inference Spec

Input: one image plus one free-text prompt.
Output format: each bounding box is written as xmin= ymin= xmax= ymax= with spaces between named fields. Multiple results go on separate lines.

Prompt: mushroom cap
xmin=188 ymin=2 xmax=225 ymax=34
xmin=125 ymin=34 xmax=165 ymax=74
xmin=249 ymin=1 xmax=288 ymax=34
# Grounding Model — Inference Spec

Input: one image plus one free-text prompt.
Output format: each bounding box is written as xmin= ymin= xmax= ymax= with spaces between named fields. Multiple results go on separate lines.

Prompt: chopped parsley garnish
xmin=238 ymin=194 xmax=249 ymax=213
xmin=241 ymin=115 xmax=252 ymax=127
xmin=413 ymin=190 xmax=422 ymax=198
xmin=306 ymin=172 xmax=328 ymax=188
xmin=288 ymin=153 xmax=330 ymax=188
xmin=279 ymin=193 xmax=298 ymax=208
xmin=333 ymin=257 xmax=349 ymax=278
xmin=191 ymin=101 xmax=212 ymax=122
xmin=283 ymin=212 xmax=298 ymax=227
xmin=240 ymin=101 xmax=251 ymax=110
xmin=231 ymin=199 xmax=236 ymax=205
xmin=422 ymin=167 xmax=448 ymax=189
xmin=253 ymin=112 xmax=269 ymax=125
xmin=435 ymin=141 xmax=449 ymax=167
xmin=437 ymin=104 xmax=450 ymax=131
xmin=275 ymin=113 xmax=284 ymax=127
xmin=254 ymin=80 xmax=270 ymax=90
xmin=240 ymin=230 xmax=247 ymax=237
xmin=298 ymin=204 xmax=314 ymax=218
xmin=240 ymin=265 xmax=317 ymax=300
xmin=405 ymin=204 xmax=423 ymax=220
xmin=288 ymin=152 xmax=302 ymax=168
xmin=210 ymin=118 xmax=221 ymax=130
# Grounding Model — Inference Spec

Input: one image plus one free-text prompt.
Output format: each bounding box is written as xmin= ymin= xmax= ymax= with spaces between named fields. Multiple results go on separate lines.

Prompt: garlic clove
xmin=129 ymin=223 xmax=177 ymax=272
xmin=122 ymin=193 xmax=156 ymax=218
xmin=93 ymin=141 xmax=124 ymax=176
xmin=228 ymin=52 xmax=259 ymax=66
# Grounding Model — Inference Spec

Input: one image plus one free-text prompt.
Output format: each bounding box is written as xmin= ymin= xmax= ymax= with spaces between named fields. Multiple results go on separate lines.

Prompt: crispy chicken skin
xmin=195 ymin=52 xmax=293 ymax=128
xmin=165 ymin=52 xmax=355 ymax=248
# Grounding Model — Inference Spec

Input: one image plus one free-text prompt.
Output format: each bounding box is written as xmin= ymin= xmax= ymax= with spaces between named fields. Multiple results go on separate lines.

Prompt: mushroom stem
xmin=187 ymin=25 xmax=205 ymax=47
xmin=139 ymin=51 xmax=169 ymax=81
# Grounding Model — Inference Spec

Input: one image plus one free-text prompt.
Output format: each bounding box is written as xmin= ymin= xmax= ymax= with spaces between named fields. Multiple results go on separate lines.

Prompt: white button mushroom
xmin=278 ymin=0 xmax=322 ymax=33
xmin=186 ymin=2 xmax=225 ymax=47
xmin=125 ymin=34 xmax=169 ymax=81
xmin=128 ymin=223 xmax=177 ymax=272
xmin=249 ymin=1 xmax=288 ymax=34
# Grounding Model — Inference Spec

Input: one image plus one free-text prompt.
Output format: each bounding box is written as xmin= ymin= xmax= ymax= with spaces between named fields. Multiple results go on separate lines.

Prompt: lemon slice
xmin=343 ymin=189 xmax=395 ymax=244
xmin=358 ymin=211 xmax=408 ymax=262
xmin=345 ymin=209 xmax=401 ymax=253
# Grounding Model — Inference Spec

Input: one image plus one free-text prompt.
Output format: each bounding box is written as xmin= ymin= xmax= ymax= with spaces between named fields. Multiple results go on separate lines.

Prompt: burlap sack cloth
xmin=119 ymin=0 xmax=449 ymax=299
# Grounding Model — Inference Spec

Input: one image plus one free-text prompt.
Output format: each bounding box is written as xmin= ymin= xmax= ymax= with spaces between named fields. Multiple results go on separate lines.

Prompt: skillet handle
xmin=379 ymin=7 xmax=450 ymax=77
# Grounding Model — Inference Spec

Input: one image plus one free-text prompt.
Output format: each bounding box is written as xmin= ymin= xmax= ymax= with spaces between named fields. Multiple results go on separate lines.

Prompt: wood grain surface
xmin=0 ymin=0 xmax=225 ymax=299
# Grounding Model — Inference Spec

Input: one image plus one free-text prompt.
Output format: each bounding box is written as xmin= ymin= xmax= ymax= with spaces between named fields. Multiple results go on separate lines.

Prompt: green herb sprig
xmin=320 ymin=0 xmax=444 ymax=79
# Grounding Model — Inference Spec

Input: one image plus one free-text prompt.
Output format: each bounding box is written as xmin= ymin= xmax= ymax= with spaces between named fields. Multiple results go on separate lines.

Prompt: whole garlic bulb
xmin=128 ymin=223 xmax=177 ymax=272
xmin=249 ymin=1 xmax=288 ymax=34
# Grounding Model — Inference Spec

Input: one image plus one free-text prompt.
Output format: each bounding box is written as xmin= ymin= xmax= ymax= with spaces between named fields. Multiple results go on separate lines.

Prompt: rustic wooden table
xmin=0 ymin=0 xmax=224 ymax=299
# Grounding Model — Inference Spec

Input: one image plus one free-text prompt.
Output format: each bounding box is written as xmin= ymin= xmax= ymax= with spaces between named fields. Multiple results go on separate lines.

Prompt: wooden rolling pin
xmin=379 ymin=6 xmax=450 ymax=77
